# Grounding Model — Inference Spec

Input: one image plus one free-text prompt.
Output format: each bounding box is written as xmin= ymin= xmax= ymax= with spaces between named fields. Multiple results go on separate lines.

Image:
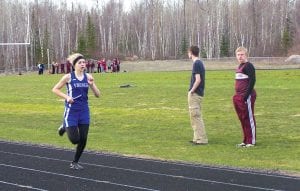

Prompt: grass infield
xmin=0 ymin=69 xmax=299 ymax=174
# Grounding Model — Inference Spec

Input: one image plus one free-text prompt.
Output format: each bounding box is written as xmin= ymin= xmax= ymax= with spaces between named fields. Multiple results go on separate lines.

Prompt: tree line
xmin=0 ymin=0 xmax=299 ymax=73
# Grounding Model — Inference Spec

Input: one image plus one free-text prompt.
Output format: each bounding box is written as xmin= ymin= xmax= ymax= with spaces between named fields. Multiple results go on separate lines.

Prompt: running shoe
xmin=58 ymin=125 xmax=65 ymax=136
xmin=70 ymin=162 xmax=84 ymax=170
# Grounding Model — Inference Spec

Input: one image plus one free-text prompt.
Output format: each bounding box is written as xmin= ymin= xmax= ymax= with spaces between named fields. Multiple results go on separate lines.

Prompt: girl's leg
xmin=65 ymin=126 xmax=80 ymax=144
xmin=73 ymin=124 xmax=89 ymax=163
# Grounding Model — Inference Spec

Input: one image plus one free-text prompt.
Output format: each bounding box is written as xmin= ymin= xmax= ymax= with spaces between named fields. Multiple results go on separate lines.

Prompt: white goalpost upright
xmin=0 ymin=9 xmax=31 ymax=73
xmin=0 ymin=43 xmax=30 ymax=73
xmin=0 ymin=43 xmax=30 ymax=45
xmin=0 ymin=43 xmax=31 ymax=74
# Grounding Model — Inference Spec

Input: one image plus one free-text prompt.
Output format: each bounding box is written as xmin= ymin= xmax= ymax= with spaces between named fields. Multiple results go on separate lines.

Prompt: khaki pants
xmin=188 ymin=92 xmax=208 ymax=143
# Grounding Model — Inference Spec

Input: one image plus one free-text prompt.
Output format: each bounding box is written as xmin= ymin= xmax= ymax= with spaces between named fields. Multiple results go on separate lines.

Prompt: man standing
xmin=60 ymin=61 xmax=65 ymax=74
xmin=38 ymin=63 xmax=44 ymax=75
xmin=233 ymin=47 xmax=257 ymax=148
xmin=188 ymin=45 xmax=208 ymax=145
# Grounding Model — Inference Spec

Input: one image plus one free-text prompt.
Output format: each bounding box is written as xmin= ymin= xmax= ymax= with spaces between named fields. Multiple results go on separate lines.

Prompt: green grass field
xmin=0 ymin=69 xmax=299 ymax=174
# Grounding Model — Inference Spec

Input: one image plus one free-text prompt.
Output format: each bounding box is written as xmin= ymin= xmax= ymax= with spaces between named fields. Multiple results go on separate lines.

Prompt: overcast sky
xmin=71 ymin=0 xmax=137 ymax=11
xmin=37 ymin=0 xmax=138 ymax=12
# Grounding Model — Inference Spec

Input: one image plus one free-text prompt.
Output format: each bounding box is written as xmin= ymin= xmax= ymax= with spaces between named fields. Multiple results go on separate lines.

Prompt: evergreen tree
xmin=86 ymin=14 xmax=96 ymax=58
xmin=31 ymin=11 xmax=42 ymax=65
xmin=220 ymin=35 xmax=230 ymax=57
xmin=180 ymin=35 xmax=188 ymax=58
xmin=77 ymin=33 xmax=87 ymax=55
xmin=42 ymin=26 xmax=50 ymax=64
xmin=200 ymin=47 xmax=207 ymax=58
xmin=34 ymin=30 xmax=42 ymax=64
xmin=281 ymin=17 xmax=294 ymax=56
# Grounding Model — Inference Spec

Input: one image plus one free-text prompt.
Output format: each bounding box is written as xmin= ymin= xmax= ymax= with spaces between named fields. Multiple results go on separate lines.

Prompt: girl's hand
xmin=88 ymin=77 xmax=94 ymax=86
xmin=66 ymin=96 xmax=74 ymax=104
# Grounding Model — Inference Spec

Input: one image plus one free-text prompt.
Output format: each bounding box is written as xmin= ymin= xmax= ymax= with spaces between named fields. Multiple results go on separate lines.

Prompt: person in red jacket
xmin=97 ymin=59 xmax=102 ymax=73
xmin=102 ymin=58 xmax=107 ymax=72
xmin=60 ymin=61 xmax=65 ymax=74
xmin=86 ymin=60 xmax=91 ymax=73
xmin=66 ymin=60 xmax=72 ymax=73
xmin=233 ymin=47 xmax=257 ymax=148
xmin=90 ymin=60 xmax=95 ymax=73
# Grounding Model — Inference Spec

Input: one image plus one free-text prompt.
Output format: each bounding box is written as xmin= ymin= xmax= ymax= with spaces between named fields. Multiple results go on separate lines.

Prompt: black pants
xmin=66 ymin=124 xmax=89 ymax=163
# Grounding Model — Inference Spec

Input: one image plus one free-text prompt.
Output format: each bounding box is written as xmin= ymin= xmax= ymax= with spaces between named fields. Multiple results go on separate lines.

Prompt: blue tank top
xmin=66 ymin=72 xmax=89 ymax=109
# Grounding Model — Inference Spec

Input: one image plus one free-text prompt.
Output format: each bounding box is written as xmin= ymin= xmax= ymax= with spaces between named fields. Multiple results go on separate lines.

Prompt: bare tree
xmin=1 ymin=0 xmax=300 ymax=73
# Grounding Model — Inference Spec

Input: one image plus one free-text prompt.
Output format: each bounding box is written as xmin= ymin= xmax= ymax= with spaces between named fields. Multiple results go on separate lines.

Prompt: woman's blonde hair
xmin=68 ymin=53 xmax=84 ymax=66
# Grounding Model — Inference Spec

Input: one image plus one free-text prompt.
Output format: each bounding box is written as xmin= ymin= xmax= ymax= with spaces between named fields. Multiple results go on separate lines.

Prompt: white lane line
xmin=0 ymin=140 xmax=298 ymax=180
xmin=0 ymin=180 xmax=48 ymax=191
xmin=0 ymin=151 xmax=283 ymax=191
xmin=0 ymin=163 xmax=159 ymax=191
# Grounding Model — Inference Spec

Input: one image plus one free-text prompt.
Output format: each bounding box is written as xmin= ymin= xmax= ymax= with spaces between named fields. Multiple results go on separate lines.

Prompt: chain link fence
xmin=121 ymin=57 xmax=300 ymax=72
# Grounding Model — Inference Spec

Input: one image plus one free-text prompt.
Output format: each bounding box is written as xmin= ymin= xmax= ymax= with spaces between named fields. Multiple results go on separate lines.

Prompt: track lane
xmin=0 ymin=141 xmax=299 ymax=191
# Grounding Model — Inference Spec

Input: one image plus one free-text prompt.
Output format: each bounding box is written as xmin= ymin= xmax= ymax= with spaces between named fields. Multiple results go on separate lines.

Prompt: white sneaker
xmin=70 ymin=162 xmax=84 ymax=170
xmin=245 ymin=144 xmax=255 ymax=148
xmin=237 ymin=143 xmax=246 ymax=147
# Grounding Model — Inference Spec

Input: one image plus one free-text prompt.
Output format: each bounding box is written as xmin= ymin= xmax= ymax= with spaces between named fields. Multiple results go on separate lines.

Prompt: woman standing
xmin=52 ymin=53 xmax=100 ymax=170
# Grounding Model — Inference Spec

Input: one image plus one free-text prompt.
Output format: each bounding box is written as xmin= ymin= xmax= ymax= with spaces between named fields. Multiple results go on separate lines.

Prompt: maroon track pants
xmin=233 ymin=92 xmax=256 ymax=145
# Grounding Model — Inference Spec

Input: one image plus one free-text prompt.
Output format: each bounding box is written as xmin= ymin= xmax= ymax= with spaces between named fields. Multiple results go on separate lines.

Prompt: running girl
xmin=52 ymin=53 xmax=100 ymax=170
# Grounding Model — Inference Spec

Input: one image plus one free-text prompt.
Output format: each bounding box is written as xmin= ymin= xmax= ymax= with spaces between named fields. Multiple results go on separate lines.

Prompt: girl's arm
xmin=52 ymin=74 xmax=74 ymax=103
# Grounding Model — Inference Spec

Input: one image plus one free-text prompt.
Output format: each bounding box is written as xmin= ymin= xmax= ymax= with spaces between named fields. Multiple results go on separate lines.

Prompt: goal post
xmin=0 ymin=43 xmax=30 ymax=46
xmin=0 ymin=42 xmax=31 ymax=74
xmin=0 ymin=9 xmax=31 ymax=74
